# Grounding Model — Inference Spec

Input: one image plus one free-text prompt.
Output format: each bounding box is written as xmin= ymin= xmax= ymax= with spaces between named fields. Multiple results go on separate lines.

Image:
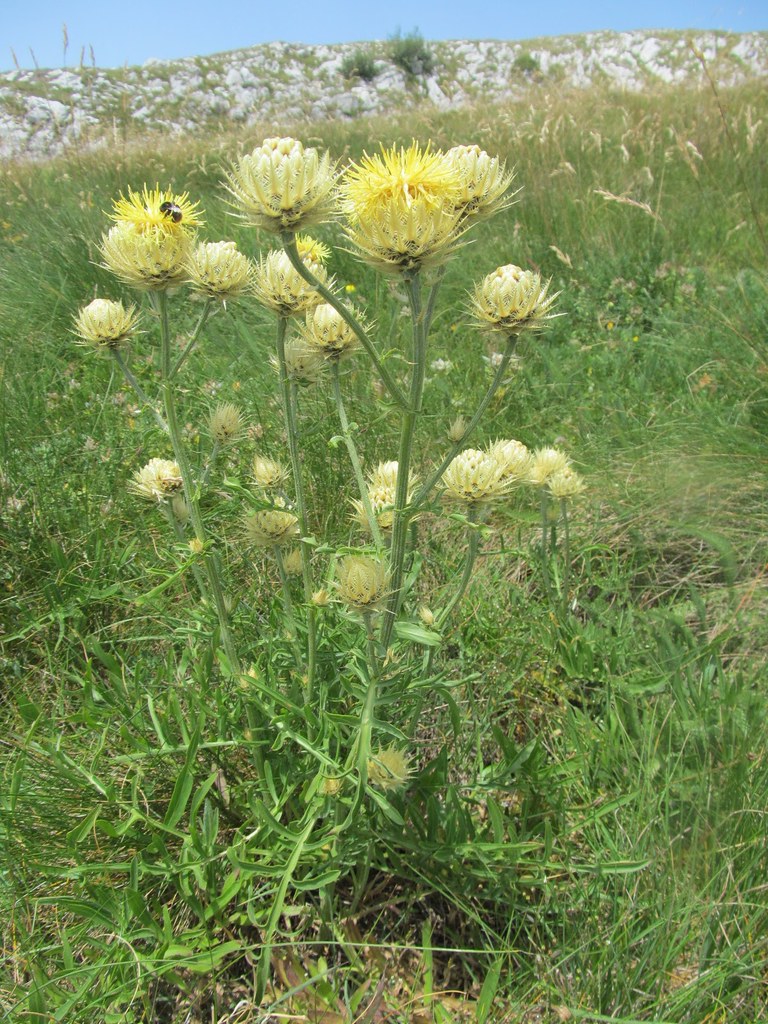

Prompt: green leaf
xmin=477 ymin=958 xmax=502 ymax=1024
xmin=393 ymin=620 xmax=443 ymax=647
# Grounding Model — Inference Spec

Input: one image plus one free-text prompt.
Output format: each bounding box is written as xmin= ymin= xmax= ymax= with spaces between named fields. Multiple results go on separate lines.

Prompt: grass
xmin=1 ymin=75 xmax=767 ymax=1023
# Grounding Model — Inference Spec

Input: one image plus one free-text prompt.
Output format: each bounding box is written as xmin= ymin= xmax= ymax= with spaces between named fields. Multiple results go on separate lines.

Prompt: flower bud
xmin=73 ymin=298 xmax=139 ymax=350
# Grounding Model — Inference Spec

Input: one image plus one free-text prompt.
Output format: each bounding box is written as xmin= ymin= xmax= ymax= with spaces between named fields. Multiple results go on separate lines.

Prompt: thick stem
xmin=539 ymin=488 xmax=553 ymax=605
xmin=331 ymin=362 xmax=385 ymax=551
xmin=380 ymin=271 xmax=429 ymax=648
xmin=153 ymin=290 xmax=242 ymax=675
xmin=280 ymin=232 xmax=408 ymax=410
xmin=272 ymin=544 xmax=304 ymax=671
xmin=275 ymin=316 xmax=317 ymax=700
xmin=561 ymin=497 xmax=571 ymax=619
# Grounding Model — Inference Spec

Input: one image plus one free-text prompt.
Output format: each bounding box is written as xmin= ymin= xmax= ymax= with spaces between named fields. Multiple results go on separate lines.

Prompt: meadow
xmin=1 ymin=72 xmax=767 ymax=1023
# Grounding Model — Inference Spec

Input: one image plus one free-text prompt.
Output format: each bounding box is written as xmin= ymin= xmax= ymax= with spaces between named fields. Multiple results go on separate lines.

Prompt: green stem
xmin=331 ymin=362 xmax=385 ymax=551
xmin=272 ymin=545 xmax=304 ymax=671
xmin=561 ymin=497 xmax=571 ymax=620
xmin=436 ymin=507 xmax=482 ymax=629
xmin=380 ymin=271 xmax=429 ymax=648
xmin=152 ymin=290 xmax=242 ymax=675
xmin=112 ymin=349 xmax=168 ymax=433
xmin=412 ymin=334 xmax=518 ymax=508
xmin=161 ymin=500 xmax=210 ymax=601
xmin=169 ymin=300 xmax=215 ymax=378
xmin=255 ymin=809 xmax=319 ymax=1002
xmin=539 ymin=488 xmax=553 ymax=606
xmin=280 ymin=232 xmax=409 ymax=410
xmin=275 ymin=316 xmax=317 ymax=701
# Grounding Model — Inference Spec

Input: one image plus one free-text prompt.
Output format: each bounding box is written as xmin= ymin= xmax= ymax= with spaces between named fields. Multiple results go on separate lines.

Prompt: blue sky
xmin=2 ymin=0 xmax=765 ymax=71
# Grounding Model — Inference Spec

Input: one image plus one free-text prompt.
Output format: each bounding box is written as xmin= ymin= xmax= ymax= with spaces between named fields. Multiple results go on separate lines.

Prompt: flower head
xmin=253 ymin=236 xmax=332 ymax=316
xmin=225 ymin=137 xmax=337 ymax=234
xmin=442 ymin=445 xmax=519 ymax=506
xmin=470 ymin=264 xmax=560 ymax=335
xmin=547 ymin=466 xmax=586 ymax=500
xmin=300 ymin=304 xmax=361 ymax=361
xmin=129 ymin=458 xmax=183 ymax=501
xmin=528 ymin=447 xmax=571 ymax=487
xmin=73 ymin=298 xmax=139 ymax=350
xmin=252 ymin=454 xmax=289 ymax=490
xmin=488 ymin=438 xmax=532 ymax=484
xmin=244 ymin=501 xmax=299 ymax=548
xmin=335 ymin=554 xmax=390 ymax=613
xmin=446 ymin=145 xmax=517 ymax=222
xmin=110 ymin=185 xmax=203 ymax=235
xmin=367 ymin=746 xmax=412 ymax=791
xmin=341 ymin=141 xmax=465 ymax=273
xmin=100 ymin=222 xmax=193 ymax=291
xmin=208 ymin=402 xmax=245 ymax=445
xmin=342 ymin=142 xmax=462 ymax=222
xmin=185 ymin=240 xmax=253 ymax=300
xmin=273 ymin=335 xmax=327 ymax=384
xmin=351 ymin=460 xmax=417 ymax=534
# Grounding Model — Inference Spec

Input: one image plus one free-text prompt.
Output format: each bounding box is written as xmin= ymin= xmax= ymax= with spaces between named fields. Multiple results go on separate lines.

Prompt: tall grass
xmin=1 ymin=78 xmax=767 ymax=1022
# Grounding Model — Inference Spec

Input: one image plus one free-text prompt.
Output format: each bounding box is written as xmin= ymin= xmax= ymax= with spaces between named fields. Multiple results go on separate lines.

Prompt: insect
xmin=159 ymin=200 xmax=183 ymax=223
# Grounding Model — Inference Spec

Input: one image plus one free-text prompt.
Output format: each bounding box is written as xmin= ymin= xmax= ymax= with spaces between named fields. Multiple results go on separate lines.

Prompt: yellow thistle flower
xmin=351 ymin=460 xmax=417 ymax=534
xmin=336 ymin=554 xmax=390 ymax=613
xmin=300 ymin=304 xmax=361 ymax=361
xmin=252 ymin=454 xmax=289 ymax=489
xmin=283 ymin=547 xmax=304 ymax=575
xmin=446 ymin=144 xmax=518 ymax=222
xmin=547 ymin=466 xmax=586 ymax=499
xmin=442 ymin=445 xmax=516 ymax=506
xmin=321 ymin=774 xmax=343 ymax=796
xmin=344 ymin=196 xmax=463 ymax=274
xmin=109 ymin=185 xmax=203 ymax=235
xmin=129 ymin=458 xmax=183 ymax=501
xmin=209 ymin=402 xmax=245 ymax=445
xmin=186 ymin=240 xmax=253 ymax=300
xmin=244 ymin=503 xmax=299 ymax=548
xmin=311 ymin=587 xmax=331 ymax=607
xmin=341 ymin=141 xmax=465 ymax=273
xmin=224 ymin=137 xmax=337 ymax=234
xmin=488 ymin=438 xmax=532 ymax=483
xmin=528 ymin=447 xmax=571 ymax=487
xmin=447 ymin=415 xmax=467 ymax=443
xmin=73 ymin=298 xmax=139 ymax=350
xmin=253 ymin=238 xmax=332 ymax=316
xmin=470 ymin=264 xmax=560 ymax=335
xmin=367 ymin=746 xmax=412 ymax=791
xmin=342 ymin=142 xmax=462 ymax=222
xmin=100 ymin=222 xmax=193 ymax=291
xmin=273 ymin=335 xmax=327 ymax=384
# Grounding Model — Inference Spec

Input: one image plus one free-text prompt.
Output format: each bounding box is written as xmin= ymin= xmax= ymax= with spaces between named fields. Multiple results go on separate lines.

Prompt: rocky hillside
xmin=1 ymin=30 xmax=766 ymax=161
